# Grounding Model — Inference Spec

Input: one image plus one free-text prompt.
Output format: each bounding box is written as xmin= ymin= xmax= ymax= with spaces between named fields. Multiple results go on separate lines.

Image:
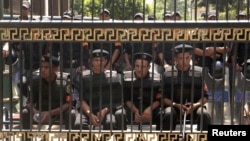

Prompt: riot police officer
xmin=163 ymin=44 xmax=211 ymax=131
xmin=22 ymin=55 xmax=75 ymax=130
xmin=123 ymin=52 xmax=169 ymax=130
xmin=75 ymin=49 xmax=126 ymax=130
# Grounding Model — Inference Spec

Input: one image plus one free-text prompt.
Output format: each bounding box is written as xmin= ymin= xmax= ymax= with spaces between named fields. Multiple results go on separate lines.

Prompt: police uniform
xmin=163 ymin=44 xmax=211 ymax=130
xmin=22 ymin=55 xmax=74 ymax=129
xmin=75 ymin=49 xmax=126 ymax=130
xmin=81 ymin=69 xmax=122 ymax=111
xmin=15 ymin=1 xmax=33 ymax=20
xmin=123 ymin=52 xmax=168 ymax=130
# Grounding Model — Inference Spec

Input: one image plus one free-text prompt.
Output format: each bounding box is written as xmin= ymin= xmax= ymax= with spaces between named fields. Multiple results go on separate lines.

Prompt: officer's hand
xmin=205 ymin=47 xmax=214 ymax=57
xmin=174 ymin=103 xmax=185 ymax=112
xmin=208 ymin=53 xmax=221 ymax=59
xmin=125 ymin=64 xmax=132 ymax=71
xmin=134 ymin=111 xmax=141 ymax=123
xmin=97 ymin=108 xmax=109 ymax=123
xmin=2 ymin=42 xmax=10 ymax=57
xmin=89 ymin=114 xmax=100 ymax=127
xmin=235 ymin=64 xmax=241 ymax=72
xmin=2 ymin=50 xmax=9 ymax=57
xmin=141 ymin=108 xmax=152 ymax=122
xmin=179 ymin=105 xmax=189 ymax=115
xmin=32 ymin=111 xmax=50 ymax=124
xmin=185 ymin=107 xmax=193 ymax=115
xmin=185 ymin=102 xmax=192 ymax=107
xmin=41 ymin=111 xmax=51 ymax=123
xmin=185 ymin=103 xmax=195 ymax=115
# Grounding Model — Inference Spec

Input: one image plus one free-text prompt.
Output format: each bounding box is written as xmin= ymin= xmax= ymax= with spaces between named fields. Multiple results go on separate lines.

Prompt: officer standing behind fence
xmin=163 ymin=44 xmax=211 ymax=131
xmin=172 ymin=11 xmax=182 ymax=21
xmin=16 ymin=1 xmax=32 ymax=20
xmin=76 ymin=49 xmax=126 ymax=130
xmin=163 ymin=11 xmax=172 ymax=21
xmin=123 ymin=52 xmax=169 ymax=130
xmin=22 ymin=55 xmax=75 ymax=130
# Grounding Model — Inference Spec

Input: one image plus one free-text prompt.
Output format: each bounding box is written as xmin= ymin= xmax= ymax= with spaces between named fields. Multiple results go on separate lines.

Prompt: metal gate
xmin=1 ymin=0 xmax=250 ymax=141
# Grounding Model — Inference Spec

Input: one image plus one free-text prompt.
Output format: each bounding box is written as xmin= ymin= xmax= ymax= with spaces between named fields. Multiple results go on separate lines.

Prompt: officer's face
xmin=173 ymin=15 xmax=181 ymax=20
xmin=208 ymin=16 xmax=216 ymax=20
xmin=134 ymin=16 xmax=143 ymax=20
xmin=134 ymin=59 xmax=150 ymax=78
xmin=63 ymin=17 xmax=71 ymax=20
xmin=92 ymin=57 xmax=108 ymax=73
xmin=40 ymin=62 xmax=57 ymax=79
xmin=99 ymin=12 xmax=110 ymax=20
xmin=175 ymin=52 xmax=192 ymax=71
xmin=164 ymin=16 xmax=172 ymax=21
xmin=22 ymin=6 xmax=30 ymax=17
xmin=237 ymin=15 xmax=247 ymax=20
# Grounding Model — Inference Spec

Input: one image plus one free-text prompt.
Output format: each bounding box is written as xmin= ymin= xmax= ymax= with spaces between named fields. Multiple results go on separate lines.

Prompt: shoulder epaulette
xmin=56 ymin=79 xmax=68 ymax=86
xmin=123 ymin=71 xmax=161 ymax=81
xmin=104 ymin=70 xmax=117 ymax=78
xmin=149 ymin=72 xmax=161 ymax=81
xmin=56 ymin=72 xmax=70 ymax=80
xmin=32 ymin=70 xmax=40 ymax=76
xmin=123 ymin=71 xmax=135 ymax=81
xmin=164 ymin=65 xmax=178 ymax=77
xmin=81 ymin=70 xmax=91 ymax=78
xmin=55 ymin=72 xmax=70 ymax=86
xmin=189 ymin=66 xmax=203 ymax=77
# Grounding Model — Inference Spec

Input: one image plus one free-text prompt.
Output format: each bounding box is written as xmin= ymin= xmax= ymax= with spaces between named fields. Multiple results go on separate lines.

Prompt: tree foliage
xmin=71 ymin=0 xmax=245 ymax=20
xmin=72 ymin=0 xmax=151 ymax=20
xmin=197 ymin=0 xmax=245 ymax=12
xmin=196 ymin=0 xmax=247 ymax=20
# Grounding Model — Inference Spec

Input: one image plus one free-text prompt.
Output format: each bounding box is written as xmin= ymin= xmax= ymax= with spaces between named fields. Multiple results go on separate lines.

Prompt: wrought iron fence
xmin=0 ymin=0 xmax=250 ymax=141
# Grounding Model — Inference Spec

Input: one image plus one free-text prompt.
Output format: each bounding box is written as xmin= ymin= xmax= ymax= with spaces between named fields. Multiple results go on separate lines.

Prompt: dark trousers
xmin=165 ymin=106 xmax=211 ymax=131
xmin=74 ymin=108 xmax=128 ymax=130
xmin=22 ymin=108 xmax=75 ymax=130
xmin=124 ymin=106 xmax=169 ymax=130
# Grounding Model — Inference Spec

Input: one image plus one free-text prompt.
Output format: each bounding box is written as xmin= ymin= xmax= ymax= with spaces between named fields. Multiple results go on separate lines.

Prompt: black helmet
xmin=208 ymin=61 xmax=223 ymax=79
xmin=241 ymin=60 xmax=250 ymax=79
xmin=5 ymin=49 xmax=18 ymax=65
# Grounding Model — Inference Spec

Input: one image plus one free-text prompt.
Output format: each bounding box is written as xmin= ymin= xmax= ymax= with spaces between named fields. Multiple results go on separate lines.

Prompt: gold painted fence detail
xmin=1 ymin=28 xmax=250 ymax=41
xmin=0 ymin=131 xmax=208 ymax=141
